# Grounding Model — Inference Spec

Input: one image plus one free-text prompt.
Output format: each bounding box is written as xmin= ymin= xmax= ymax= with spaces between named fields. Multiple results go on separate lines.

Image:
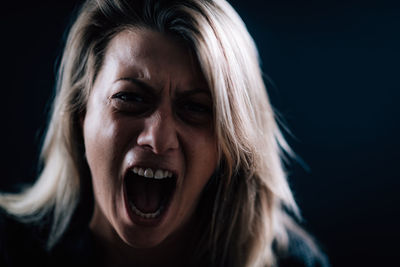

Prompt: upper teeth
xmin=132 ymin=167 xmax=173 ymax=179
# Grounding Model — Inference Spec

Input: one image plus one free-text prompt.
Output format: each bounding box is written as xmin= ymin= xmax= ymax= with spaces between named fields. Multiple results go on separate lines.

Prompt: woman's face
xmin=82 ymin=28 xmax=218 ymax=248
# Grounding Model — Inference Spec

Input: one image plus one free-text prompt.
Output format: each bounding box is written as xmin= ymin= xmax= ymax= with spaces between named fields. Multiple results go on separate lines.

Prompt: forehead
xmin=102 ymin=28 xmax=207 ymax=89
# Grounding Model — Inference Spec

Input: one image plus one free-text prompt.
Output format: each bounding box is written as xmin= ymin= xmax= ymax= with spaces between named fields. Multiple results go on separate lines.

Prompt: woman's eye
xmin=112 ymin=92 xmax=144 ymax=103
xmin=111 ymin=92 xmax=152 ymax=115
xmin=183 ymin=102 xmax=210 ymax=113
xmin=177 ymin=101 xmax=213 ymax=125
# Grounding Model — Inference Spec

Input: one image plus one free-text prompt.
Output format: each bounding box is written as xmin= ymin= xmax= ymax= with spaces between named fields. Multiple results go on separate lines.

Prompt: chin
xmin=120 ymin=227 xmax=167 ymax=248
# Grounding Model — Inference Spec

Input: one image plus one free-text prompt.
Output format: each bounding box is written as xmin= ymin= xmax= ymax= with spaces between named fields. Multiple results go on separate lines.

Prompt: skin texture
xmin=82 ymin=28 xmax=218 ymax=266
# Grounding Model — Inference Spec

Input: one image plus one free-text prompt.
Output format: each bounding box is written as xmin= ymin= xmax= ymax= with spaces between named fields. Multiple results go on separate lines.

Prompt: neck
xmin=89 ymin=212 xmax=193 ymax=267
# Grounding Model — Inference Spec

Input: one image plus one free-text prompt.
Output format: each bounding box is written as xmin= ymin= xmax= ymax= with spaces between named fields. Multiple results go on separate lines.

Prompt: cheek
xmin=83 ymin=112 xmax=126 ymax=200
xmin=184 ymin=129 xmax=218 ymax=191
xmin=84 ymin=115 xmax=114 ymax=171
xmin=83 ymin=112 xmax=145 ymax=191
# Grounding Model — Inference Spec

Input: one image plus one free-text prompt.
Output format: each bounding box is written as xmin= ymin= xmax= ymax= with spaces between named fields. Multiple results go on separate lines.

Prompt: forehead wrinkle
xmin=106 ymin=28 xmax=207 ymax=96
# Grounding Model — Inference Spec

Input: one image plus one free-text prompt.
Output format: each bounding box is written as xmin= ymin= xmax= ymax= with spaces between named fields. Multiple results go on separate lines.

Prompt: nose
xmin=136 ymin=106 xmax=179 ymax=154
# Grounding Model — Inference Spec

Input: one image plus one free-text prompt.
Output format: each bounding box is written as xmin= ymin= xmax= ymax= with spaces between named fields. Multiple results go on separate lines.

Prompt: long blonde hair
xmin=1 ymin=0 xmax=311 ymax=266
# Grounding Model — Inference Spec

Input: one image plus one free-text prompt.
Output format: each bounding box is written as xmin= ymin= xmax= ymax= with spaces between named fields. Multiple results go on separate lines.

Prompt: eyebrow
xmin=176 ymin=88 xmax=211 ymax=98
xmin=116 ymin=77 xmax=157 ymax=93
xmin=116 ymin=77 xmax=210 ymax=97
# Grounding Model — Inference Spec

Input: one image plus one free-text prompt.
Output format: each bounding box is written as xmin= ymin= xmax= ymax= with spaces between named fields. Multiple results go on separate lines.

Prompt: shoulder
xmin=275 ymin=227 xmax=330 ymax=267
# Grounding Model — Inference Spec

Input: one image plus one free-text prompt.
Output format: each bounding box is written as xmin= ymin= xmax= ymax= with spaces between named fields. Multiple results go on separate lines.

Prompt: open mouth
xmin=124 ymin=167 xmax=176 ymax=223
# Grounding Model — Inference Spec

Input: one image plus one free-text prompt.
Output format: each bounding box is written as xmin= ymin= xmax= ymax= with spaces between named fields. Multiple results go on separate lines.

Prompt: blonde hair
xmin=0 ymin=0 xmax=315 ymax=266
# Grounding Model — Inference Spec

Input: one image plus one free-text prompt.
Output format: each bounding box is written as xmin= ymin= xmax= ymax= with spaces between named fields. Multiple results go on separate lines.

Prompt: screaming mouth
xmin=125 ymin=167 xmax=176 ymax=221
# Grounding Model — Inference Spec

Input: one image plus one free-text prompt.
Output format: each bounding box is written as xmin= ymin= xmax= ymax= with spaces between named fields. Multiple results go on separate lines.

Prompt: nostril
xmin=140 ymin=144 xmax=154 ymax=151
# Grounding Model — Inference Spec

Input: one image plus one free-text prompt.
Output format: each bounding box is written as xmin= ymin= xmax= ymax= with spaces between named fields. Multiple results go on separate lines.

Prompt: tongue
xmin=129 ymin=177 xmax=163 ymax=213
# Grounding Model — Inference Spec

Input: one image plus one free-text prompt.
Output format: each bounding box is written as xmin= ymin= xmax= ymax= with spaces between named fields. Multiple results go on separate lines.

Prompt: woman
xmin=0 ymin=0 xmax=328 ymax=266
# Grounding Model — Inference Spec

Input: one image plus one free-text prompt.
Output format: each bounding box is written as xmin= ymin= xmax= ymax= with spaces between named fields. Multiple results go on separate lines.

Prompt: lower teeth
xmin=129 ymin=201 xmax=164 ymax=219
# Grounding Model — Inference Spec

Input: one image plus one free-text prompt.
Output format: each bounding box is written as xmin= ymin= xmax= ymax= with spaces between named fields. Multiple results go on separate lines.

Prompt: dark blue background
xmin=1 ymin=1 xmax=399 ymax=266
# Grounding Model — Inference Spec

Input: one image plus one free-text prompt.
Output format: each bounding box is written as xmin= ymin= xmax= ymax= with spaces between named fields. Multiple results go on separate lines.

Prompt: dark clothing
xmin=0 ymin=210 xmax=329 ymax=267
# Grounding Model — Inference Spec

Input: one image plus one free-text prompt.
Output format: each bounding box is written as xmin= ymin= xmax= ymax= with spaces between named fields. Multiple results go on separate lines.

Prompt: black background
xmin=1 ymin=0 xmax=399 ymax=266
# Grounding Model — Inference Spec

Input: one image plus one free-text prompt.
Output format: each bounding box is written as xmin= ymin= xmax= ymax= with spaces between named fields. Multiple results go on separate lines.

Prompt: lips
xmin=124 ymin=166 xmax=177 ymax=225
